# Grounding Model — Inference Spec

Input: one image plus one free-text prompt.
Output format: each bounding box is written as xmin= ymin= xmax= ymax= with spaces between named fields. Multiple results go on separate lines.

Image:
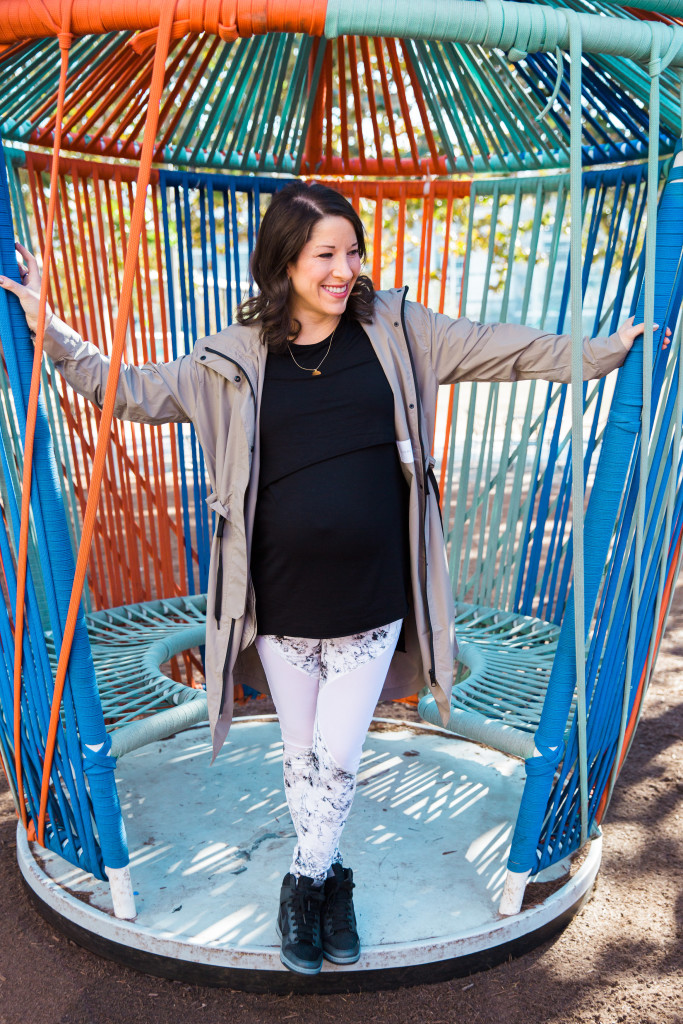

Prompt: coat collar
xmin=192 ymin=288 xmax=409 ymax=398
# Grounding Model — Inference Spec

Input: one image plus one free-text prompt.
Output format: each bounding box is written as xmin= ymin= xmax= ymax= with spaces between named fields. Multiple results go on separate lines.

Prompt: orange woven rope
xmin=26 ymin=156 xmax=116 ymax=608
xmin=348 ymin=37 xmax=367 ymax=176
xmin=385 ymin=39 xmax=421 ymax=170
xmin=372 ymin=182 xmax=383 ymax=285
xmin=318 ymin=178 xmax=472 ymax=201
xmin=302 ymin=39 xmax=326 ymax=174
xmin=337 ymin=38 xmax=350 ymax=172
xmin=624 ymin=7 xmax=683 ymax=26
xmin=155 ymin=35 xmax=220 ymax=155
xmin=438 ymin=202 xmax=467 ymax=488
xmin=360 ymin=36 xmax=384 ymax=175
xmin=12 ymin=5 xmax=73 ymax=831
xmin=21 ymin=153 xmax=474 ymax=199
xmin=37 ymin=1 xmax=178 ymax=846
xmin=236 ymin=0 xmax=326 ymax=37
xmin=24 ymin=149 xmax=160 ymax=183
xmin=374 ymin=38 xmax=403 ymax=173
xmin=0 ymin=0 xmax=327 ymax=44
xmin=26 ymin=147 xmax=201 ymax=609
xmin=394 ymin=185 xmax=406 ymax=286
xmin=324 ymin=42 xmax=334 ymax=172
xmin=401 ymin=43 xmax=440 ymax=170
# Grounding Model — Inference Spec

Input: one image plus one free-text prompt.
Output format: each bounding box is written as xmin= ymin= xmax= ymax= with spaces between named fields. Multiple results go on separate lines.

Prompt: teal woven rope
xmin=568 ymin=13 xmax=589 ymax=848
xmin=635 ymin=88 xmax=683 ymax=728
xmin=325 ymin=0 xmax=683 ymax=63
xmin=597 ymin=0 xmax=683 ymax=14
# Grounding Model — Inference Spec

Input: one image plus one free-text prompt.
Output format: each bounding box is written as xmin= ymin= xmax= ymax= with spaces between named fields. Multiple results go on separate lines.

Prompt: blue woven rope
xmin=0 ymin=450 xmax=91 ymax=863
xmin=508 ymin=156 xmax=683 ymax=874
xmin=514 ymin=163 xmax=649 ymax=622
xmin=160 ymin=178 xmax=195 ymax=595
xmin=538 ymin=340 xmax=683 ymax=867
xmin=0 ymin=138 xmax=128 ymax=874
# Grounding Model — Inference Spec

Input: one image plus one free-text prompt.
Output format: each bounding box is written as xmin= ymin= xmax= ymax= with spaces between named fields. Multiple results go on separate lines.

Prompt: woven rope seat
xmin=62 ymin=591 xmax=563 ymax=762
xmin=420 ymin=605 xmax=563 ymax=760
xmin=2 ymin=0 xmax=683 ymax=989
xmin=86 ymin=594 xmax=564 ymax=762
xmin=45 ymin=596 xmax=208 ymax=736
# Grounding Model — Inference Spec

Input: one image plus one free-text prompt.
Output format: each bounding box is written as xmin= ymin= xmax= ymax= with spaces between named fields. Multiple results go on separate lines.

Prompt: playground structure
xmin=1 ymin=0 xmax=683 ymax=990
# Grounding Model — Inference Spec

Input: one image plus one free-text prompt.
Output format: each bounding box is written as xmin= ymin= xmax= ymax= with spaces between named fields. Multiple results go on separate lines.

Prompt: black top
xmin=250 ymin=315 xmax=410 ymax=638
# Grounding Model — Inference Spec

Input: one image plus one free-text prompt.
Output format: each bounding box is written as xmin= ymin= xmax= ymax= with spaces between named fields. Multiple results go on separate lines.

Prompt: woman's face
xmin=287 ymin=215 xmax=362 ymax=327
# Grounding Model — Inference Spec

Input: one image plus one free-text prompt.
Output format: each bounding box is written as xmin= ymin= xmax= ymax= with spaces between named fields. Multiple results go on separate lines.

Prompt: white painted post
xmin=498 ymin=868 xmax=531 ymax=916
xmin=105 ymin=865 xmax=137 ymax=920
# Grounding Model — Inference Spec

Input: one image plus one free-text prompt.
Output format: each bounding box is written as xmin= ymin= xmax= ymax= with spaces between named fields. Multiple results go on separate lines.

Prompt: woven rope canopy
xmin=0 ymin=0 xmax=682 ymax=172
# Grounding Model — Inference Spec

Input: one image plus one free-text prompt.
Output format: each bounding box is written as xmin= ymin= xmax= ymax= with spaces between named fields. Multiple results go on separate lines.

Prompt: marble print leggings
xmin=255 ymin=619 xmax=402 ymax=884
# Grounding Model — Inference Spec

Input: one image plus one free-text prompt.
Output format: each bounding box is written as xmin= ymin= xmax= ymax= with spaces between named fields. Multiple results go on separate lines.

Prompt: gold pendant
xmin=312 ymin=369 xmax=322 ymax=376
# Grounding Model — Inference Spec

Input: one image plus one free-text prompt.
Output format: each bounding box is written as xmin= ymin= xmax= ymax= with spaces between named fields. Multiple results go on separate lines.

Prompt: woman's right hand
xmin=0 ymin=241 xmax=52 ymax=334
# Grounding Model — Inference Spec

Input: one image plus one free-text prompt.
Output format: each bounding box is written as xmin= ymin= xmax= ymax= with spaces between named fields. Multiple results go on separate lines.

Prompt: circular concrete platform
xmin=17 ymin=717 xmax=601 ymax=993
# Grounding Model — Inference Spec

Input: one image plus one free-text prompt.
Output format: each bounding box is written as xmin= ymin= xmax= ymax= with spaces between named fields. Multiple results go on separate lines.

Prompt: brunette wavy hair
xmin=235 ymin=182 xmax=376 ymax=352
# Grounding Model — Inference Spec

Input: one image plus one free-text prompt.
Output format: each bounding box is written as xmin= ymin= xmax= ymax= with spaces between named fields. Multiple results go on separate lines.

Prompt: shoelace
xmin=289 ymin=887 xmax=323 ymax=944
xmin=325 ymin=878 xmax=355 ymax=934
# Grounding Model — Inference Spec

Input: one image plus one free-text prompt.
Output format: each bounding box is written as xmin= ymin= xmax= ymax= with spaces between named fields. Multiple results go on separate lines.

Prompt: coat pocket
xmin=207 ymin=492 xmax=233 ymax=623
xmin=213 ymin=514 xmax=230 ymax=624
xmin=208 ymin=492 xmax=248 ymax=622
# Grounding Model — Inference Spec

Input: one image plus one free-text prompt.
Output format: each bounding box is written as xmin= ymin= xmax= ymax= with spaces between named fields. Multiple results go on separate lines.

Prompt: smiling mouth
xmin=323 ymin=285 xmax=349 ymax=296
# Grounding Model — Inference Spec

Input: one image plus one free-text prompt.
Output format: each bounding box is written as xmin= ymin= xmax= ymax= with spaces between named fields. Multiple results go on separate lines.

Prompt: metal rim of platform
xmin=16 ymin=718 xmax=603 ymax=994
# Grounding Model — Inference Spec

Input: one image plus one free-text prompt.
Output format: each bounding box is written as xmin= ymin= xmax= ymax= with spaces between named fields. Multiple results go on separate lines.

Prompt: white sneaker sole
xmin=322 ymin=947 xmax=361 ymax=965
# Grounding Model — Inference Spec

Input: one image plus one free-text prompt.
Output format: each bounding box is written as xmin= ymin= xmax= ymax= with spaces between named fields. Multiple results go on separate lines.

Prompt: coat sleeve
xmin=42 ymin=315 xmax=198 ymax=424
xmin=405 ymin=301 xmax=629 ymax=385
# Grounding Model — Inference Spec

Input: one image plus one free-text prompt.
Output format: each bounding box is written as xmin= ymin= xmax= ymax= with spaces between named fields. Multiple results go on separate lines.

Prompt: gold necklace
xmin=288 ymin=322 xmax=338 ymax=377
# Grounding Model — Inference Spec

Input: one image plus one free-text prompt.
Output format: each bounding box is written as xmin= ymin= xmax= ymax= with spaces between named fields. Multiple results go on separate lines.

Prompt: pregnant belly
xmin=254 ymin=446 xmax=405 ymax=561
xmin=250 ymin=445 xmax=410 ymax=638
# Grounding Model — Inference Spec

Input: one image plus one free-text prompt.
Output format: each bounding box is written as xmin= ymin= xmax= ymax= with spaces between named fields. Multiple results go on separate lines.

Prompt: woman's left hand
xmin=618 ymin=316 xmax=672 ymax=351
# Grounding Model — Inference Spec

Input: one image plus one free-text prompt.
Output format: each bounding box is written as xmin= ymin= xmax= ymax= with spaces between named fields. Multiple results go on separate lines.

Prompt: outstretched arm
xmin=405 ymin=300 xmax=670 ymax=386
xmin=0 ymin=242 xmax=199 ymax=425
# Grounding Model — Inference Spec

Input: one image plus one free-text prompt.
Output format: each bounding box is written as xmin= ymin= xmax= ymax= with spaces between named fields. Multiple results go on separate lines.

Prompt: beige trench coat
xmin=44 ymin=288 xmax=628 ymax=759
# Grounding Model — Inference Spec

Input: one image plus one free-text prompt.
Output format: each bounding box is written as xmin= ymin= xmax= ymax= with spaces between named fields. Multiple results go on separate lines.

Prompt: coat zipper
xmin=214 ymin=515 xmax=226 ymax=624
xmin=399 ymin=287 xmax=439 ymax=690
xmin=427 ymin=465 xmax=443 ymax=533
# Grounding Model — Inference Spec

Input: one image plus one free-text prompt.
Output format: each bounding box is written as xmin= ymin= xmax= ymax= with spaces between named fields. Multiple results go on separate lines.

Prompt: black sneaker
xmin=276 ymin=873 xmax=325 ymax=975
xmin=322 ymin=863 xmax=361 ymax=964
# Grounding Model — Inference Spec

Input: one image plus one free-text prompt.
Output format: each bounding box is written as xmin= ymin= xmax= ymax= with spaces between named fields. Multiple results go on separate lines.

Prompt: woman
xmin=0 ymin=182 xmax=660 ymax=976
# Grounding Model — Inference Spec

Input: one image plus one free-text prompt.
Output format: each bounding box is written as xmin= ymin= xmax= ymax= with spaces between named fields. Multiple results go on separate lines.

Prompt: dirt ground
xmin=1 ymin=589 xmax=683 ymax=1024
